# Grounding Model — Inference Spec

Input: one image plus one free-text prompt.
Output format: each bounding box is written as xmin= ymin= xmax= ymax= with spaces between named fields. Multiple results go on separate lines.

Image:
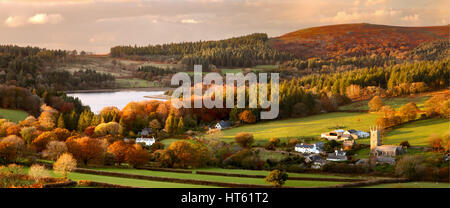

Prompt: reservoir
xmin=66 ymin=90 xmax=166 ymax=114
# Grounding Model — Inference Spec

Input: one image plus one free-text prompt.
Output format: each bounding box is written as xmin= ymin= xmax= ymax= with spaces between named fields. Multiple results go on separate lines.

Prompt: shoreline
xmin=65 ymin=87 xmax=174 ymax=94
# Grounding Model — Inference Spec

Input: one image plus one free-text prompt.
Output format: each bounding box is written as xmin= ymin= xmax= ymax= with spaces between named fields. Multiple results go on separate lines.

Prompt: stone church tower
xmin=370 ymin=126 xmax=381 ymax=150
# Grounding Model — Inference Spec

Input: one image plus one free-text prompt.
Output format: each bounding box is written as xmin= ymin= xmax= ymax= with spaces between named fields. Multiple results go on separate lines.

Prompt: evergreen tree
xmin=57 ymin=113 xmax=65 ymax=128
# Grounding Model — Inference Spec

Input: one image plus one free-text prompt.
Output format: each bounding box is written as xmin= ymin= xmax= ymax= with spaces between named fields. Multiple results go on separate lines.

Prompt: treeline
xmin=136 ymin=65 xmax=177 ymax=81
xmin=0 ymin=45 xmax=115 ymax=91
xmin=293 ymin=59 xmax=449 ymax=96
xmin=283 ymin=55 xmax=397 ymax=71
xmin=0 ymin=85 xmax=41 ymax=116
xmin=111 ymin=33 xmax=293 ymax=68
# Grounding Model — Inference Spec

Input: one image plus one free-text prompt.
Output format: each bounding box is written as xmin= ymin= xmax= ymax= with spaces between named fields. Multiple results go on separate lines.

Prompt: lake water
xmin=67 ymin=91 xmax=166 ymax=114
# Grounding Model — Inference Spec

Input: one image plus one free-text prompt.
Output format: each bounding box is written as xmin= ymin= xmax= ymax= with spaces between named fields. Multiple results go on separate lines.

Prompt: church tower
xmin=370 ymin=126 xmax=381 ymax=150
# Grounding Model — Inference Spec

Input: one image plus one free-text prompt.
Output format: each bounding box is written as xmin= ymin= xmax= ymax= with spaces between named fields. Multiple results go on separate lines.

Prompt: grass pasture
xmin=338 ymin=94 xmax=430 ymax=111
xmin=221 ymin=112 xmax=378 ymax=144
xmin=0 ymin=108 xmax=28 ymax=123
xmin=115 ymin=78 xmax=159 ymax=88
xmin=220 ymin=68 xmax=243 ymax=74
xmin=89 ymin=167 xmax=346 ymax=187
xmin=357 ymin=118 xmax=449 ymax=147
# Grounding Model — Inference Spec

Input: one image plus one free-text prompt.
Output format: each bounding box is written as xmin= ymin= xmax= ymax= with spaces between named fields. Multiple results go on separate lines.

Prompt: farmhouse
xmin=215 ymin=120 xmax=231 ymax=130
xmin=304 ymin=154 xmax=325 ymax=169
xmin=135 ymin=137 xmax=156 ymax=146
xmin=295 ymin=142 xmax=324 ymax=154
xmin=138 ymin=128 xmax=153 ymax=136
xmin=321 ymin=129 xmax=369 ymax=141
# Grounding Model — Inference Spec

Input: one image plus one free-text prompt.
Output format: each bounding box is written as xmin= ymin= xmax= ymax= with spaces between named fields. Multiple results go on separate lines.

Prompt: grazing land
xmin=357 ymin=118 xmax=449 ymax=146
xmin=115 ymin=78 xmax=159 ymax=88
xmin=222 ymin=112 xmax=378 ymax=144
xmin=339 ymin=95 xmax=431 ymax=111
xmin=0 ymin=108 xmax=28 ymax=123
xmin=88 ymin=167 xmax=346 ymax=187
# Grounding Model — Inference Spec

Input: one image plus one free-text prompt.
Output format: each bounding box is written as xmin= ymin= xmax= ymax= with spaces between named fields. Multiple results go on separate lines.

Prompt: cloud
xmin=402 ymin=14 xmax=419 ymax=23
xmin=4 ymin=16 xmax=26 ymax=27
xmin=28 ymin=13 xmax=63 ymax=24
xmin=181 ymin=19 xmax=200 ymax=24
xmin=365 ymin=0 xmax=386 ymax=6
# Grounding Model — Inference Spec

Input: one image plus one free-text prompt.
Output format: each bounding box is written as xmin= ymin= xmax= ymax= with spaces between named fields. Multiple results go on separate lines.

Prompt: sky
xmin=0 ymin=0 xmax=448 ymax=54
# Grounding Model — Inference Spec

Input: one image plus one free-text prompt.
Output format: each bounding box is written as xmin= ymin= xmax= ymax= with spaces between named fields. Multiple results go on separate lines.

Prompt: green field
xmin=253 ymin=65 xmax=279 ymax=70
xmin=67 ymin=172 xmax=215 ymax=188
xmin=0 ymin=108 xmax=28 ymax=123
xmin=115 ymin=78 xmax=159 ymax=88
xmin=220 ymin=68 xmax=243 ymax=74
xmin=192 ymin=168 xmax=362 ymax=179
xmin=222 ymin=112 xmax=378 ymax=144
xmin=90 ymin=167 xmax=345 ymax=187
xmin=160 ymin=138 xmax=183 ymax=148
xmin=339 ymin=95 xmax=430 ymax=111
xmin=365 ymin=182 xmax=450 ymax=188
xmin=357 ymin=118 xmax=449 ymax=146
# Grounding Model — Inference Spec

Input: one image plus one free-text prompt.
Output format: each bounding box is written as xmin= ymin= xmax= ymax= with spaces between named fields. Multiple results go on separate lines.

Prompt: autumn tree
xmin=368 ymin=96 xmax=384 ymax=112
xmin=398 ymin=102 xmax=419 ymax=122
xmin=43 ymin=141 xmax=68 ymax=161
xmin=52 ymin=128 xmax=71 ymax=141
xmin=100 ymin=106 xmax=120 ymax=123
xmin=177 ymin=117 xmax=185 ymax=134
xmin=0 ymin=135 xmax=25 ymax=164
xmin=428 ymin=134 xmax=443 ymax=152
xmin=149 ymin=119 xmax=162 ymax=137
xmin=239 ymin=110 xmax=256 ymax=124
xmin=126 ymin=144 xmax=150 ymax=168
xmin=395 ymin=155 xmax=425 ymax=180
xmin=235 ymin=132 xmax=254 ymax=148
xmin=28 ymin=164 xmax=51 ymax=183
xmin=20 ymin=126 xmax=37 ymax=145
xmin=68 ymin=137 xmax=105 ymax=165
xmin=53 ymin=153 xmax=77 ymax=179
xmin=57 ymin=114 xmax=65 ymax=128
xmin=167 ymin=140 xmax=209 ymax=168
xmin=264 ymin=170 xmax=288 ymax=187
xmin=164 ymin=110 xmax=176 ymax=134
xmin=107 ymin=140 xmax=130 ymax=166
xmin=32 ymin=131 xmax=57 ymax=152
xmin=38 ymin=105 xmax=58 ymax=130
xmin=94 ymin=122 xmax=121 ymax=137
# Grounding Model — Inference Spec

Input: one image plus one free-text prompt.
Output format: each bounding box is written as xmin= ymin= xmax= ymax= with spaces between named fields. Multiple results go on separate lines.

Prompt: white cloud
xmin=28 ymin=13 xmax=63 ymax=24
xmin=181 ymin=19 xmax=200 ymax=24
xmin=366 ymin=0 xmax=386 ymax=6
xmin=4 ymin=16 xmax=26 ymax=27
xmin=402 ymin=14 xmax=419 ymax=23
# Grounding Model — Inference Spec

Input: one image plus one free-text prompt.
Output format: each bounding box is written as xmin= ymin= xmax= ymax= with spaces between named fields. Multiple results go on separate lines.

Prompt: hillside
xmin=270 ymin=23 xmax=449 ymax=59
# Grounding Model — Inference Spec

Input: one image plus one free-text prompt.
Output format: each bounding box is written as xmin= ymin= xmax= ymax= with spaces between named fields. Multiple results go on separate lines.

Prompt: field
xmin=357 ymin=118 xmax=449 ymax=146
xmin=222 ymin=112 xmax=378 ymax=144
xmin=88 ymin=167 xmax=347 ymax=187
xmin=115 ymin=78 xmax=159 ymax=88
xmin=339 ymin=95 xmax=431 ymax=111
xmin=0 ymin=108 xmax=28 ymax=123
xmin=192 ymin=168 xmax=361 ymax=179
xmin=365 ymin=182 xmax=450 ymax=188
xmin=220 ymin=68 xmax=243 ymax=74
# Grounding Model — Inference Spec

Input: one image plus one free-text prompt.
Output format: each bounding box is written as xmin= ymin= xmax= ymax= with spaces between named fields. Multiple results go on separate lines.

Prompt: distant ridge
xmin=270 ymin=23 xmax=450 ymax=59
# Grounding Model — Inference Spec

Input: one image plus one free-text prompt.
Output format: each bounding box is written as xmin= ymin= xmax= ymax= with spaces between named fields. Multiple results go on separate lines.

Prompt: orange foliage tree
xmin=32 ymin=131 xmax=57 ymax=152
xmin=107 ymin=140 xmax=130 ymax=166
xmin=167 ymin=140 xmax=209 ymax=168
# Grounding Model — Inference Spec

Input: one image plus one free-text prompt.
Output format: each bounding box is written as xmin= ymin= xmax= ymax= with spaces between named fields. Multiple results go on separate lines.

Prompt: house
xmin=304 ymin=154 xmax=326 ymax=169
xmin=138 ymin=128 xmax=153 ymax=136
xmin=215 ymin=120 xmax=231 ymax=130
xmin=344 ymin=129 xmax=369 ymax=138
xmin=135 ymin=137 xmax=156 ymax=146
xmin=295 ymin=142 xmax=324 ymax=154
xmin=321 ymin=129 xmax=344 ymax=140
xmin=326 ymin=149 xmax=347 ymax=162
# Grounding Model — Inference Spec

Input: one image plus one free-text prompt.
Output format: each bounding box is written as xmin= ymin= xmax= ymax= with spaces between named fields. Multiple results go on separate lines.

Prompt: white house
xmin=215 ymin=120 xmax=231 ymax=130
xmin=135 ymin=137 xmax=156 ymax=146
xmin=295 ymin=142 xmax=324 ymax=154
xmin=321 ymin=129 xmax=344 ymax=140
xmin=344 ymin=129 xmax=369 ymax=138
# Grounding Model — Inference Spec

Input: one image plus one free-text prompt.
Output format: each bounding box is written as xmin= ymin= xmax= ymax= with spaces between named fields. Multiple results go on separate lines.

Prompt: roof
xmin=295 ymin=143 xmax=315 ymax=149
xmin=375 ymin=145 xmax=402 ymax=152
xmin=346 ymin=129 xmax=357 ymax=133
xmin=217 ymin=120 xmax=231 ymax=128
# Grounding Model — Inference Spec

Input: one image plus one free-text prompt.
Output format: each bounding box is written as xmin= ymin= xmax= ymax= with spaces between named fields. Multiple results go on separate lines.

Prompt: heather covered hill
xmin=270 ymin=23 xmax=449 ymax=59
